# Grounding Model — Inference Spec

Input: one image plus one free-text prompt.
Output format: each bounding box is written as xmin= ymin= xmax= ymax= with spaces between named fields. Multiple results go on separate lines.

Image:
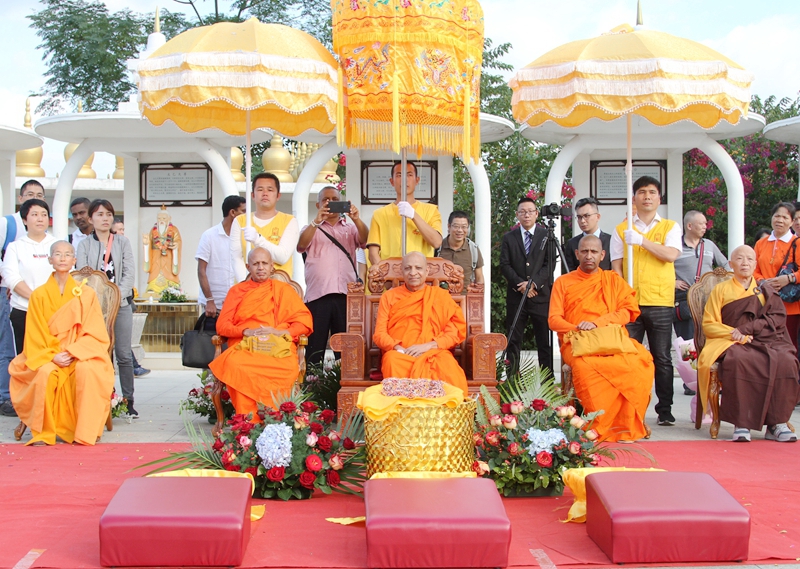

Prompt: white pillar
xmin=466 ymin=159 xmax=491 ymax=332
xmin=193 ymin=142 xmax=238 ymax=198
xmin=53 ymin=141 xmax=96 ymax=239
xmin=0 ymin=151 xmax=15 ymax=216
xmin=291 ymin=139 xmax=342 ymax=290
xmin=122 ymin=154 xmax=141 ymax=295
xmin=697 ymin=136 xmax=744 ymax=253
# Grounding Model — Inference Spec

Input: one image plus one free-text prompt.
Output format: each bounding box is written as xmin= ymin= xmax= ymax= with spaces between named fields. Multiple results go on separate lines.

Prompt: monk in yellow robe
xmin=10 ymin=241 xmax=114 ymax=446
xmin=373 ymin=252 xmax=468 ymax=394
xmin=699 ymin=245 xmax=799 ymax=442
xmin=549 ymin=236 xmax=654 ymax=442
xmin=209 ymin=247 xmax=312 ymax=419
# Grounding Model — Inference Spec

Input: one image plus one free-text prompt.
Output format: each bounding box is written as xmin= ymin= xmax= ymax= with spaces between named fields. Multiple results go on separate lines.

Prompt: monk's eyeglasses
xmin=52 ymin=253 xmax=75 ymax=259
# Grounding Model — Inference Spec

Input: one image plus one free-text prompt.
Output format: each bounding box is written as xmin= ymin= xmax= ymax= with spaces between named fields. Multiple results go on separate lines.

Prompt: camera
xmin=542 ymin=202 xmax=562 ymax=218
xmin=327 ymin=200 xmax=351 ymax=214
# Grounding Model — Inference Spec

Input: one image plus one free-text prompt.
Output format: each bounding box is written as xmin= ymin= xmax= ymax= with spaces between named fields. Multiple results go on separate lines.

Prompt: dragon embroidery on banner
xmin=417 ymin=48 xmax=457 ymax=96
xmin=344 ymin=43 xmax=391 ymax=90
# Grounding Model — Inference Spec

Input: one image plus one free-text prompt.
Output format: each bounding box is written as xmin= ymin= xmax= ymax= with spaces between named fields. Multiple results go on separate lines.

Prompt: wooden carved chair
xmin=208 ymin=269 xmax=308 ymax=436
xmin=14 ymin=268 xmax=121 ymax=441
xmin=330 ymin=257 xmax=506 ymax=420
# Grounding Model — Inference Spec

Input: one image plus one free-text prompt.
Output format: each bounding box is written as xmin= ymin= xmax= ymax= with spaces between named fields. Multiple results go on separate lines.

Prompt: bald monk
xmin=373 ymin=252 xmax=468 ymax=394
xmin=209 ymin=247 xmax=312 ymax=419
xmin=10 ymin=241 xmax=114 ymax=445
xmin=699 ymin=245 xmax=800 ymax=442
xmin=549 ymin=236 xmax=654 ymax=442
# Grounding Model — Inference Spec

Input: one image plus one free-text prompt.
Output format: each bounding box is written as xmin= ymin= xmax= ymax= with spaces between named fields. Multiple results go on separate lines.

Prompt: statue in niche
xmin=142 ymin=205 xmax=182 ymax=294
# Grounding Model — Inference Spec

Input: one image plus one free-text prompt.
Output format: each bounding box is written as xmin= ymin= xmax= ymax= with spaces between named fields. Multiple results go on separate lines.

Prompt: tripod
xmin=501 ymin=217 xmax=568 ymax=375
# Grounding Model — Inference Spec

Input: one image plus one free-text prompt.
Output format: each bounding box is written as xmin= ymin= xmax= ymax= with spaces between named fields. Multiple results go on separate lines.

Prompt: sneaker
xmin=0 ymin=400 xmax=17 ymax=417
xmin=765 ymin=423 xmax=796 ymax=442
xmin=683 ymin=383 xmax=696 ymax=396
xmin=125 ymin=406 xmax=140 ymax=419
xmin=133 ymin=366 xmax=151 ymax=377
xmin=657 ymin=412 xmax=675 ymax=426
xmin=732 ymin=427 xmax=751 ymax=442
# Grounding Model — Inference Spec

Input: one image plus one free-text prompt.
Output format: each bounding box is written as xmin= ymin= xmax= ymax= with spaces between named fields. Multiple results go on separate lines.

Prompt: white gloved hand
xmin=243 ymin=226 xmax=259 ymax=243
xmin=624 ymin=229 xmax=644 ymax=246
xmin=397 ymin=201 xmax=415 ymax=220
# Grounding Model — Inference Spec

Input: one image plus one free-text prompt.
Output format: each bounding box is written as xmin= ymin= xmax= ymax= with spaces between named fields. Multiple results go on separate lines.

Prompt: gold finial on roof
xmin=155 ymin=6 xmax=160 ymax=33
xmin=636 ymin=0 xmax=643 ymax=26
xmin=77 ymin=100 xmax=83 ymax=113
xmin=23 ymin=98 xmax=32 ymax=128
xmin=160 ymin=204 xmax=167 ymax=210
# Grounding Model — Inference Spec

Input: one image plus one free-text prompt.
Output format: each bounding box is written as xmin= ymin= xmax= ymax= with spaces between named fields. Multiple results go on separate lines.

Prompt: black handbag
xmin=777 ymin=239 xmax=800 ymax=303
xmin=180 ymin=314 xmax=218 ymax=369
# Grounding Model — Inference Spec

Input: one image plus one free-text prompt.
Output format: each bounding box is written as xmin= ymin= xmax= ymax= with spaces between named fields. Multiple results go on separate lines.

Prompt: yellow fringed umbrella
xmin=138 ymin=17 xmax=339 ymax=228
xmin=332 ymin=0 xmax=484 ymax=252
xmin=510 ymin=23 xmax=753 ymax=283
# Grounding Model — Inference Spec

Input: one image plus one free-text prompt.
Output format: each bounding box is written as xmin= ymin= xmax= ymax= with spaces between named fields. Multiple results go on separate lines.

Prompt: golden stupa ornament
xmin=64 ymin=143 xmax=97 ymax=179
xmin=16 ymin=98 xmax=45 ymax=177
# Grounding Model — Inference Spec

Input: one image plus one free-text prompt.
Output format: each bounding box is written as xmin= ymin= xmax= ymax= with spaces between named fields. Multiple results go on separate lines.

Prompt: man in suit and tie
xmin=564 ymin=197 xmax=612 ymax=272
xmin=500 ymin=198 xmax=553 ymax=377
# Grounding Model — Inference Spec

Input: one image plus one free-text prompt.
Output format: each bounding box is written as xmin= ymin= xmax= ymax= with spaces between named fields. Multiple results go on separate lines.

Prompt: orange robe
xmin=10 ymin=275 xmax=114 ymax=445
xmin=549 ymin=269 xmax=654 ymax=442
xmin=373 ymin=285 xmax=468 ymax=394
xmin=209 ymin=279 xmax=312 ymax=416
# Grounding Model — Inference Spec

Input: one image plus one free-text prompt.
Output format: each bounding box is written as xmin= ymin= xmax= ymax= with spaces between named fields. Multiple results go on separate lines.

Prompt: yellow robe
xmin=548 ymin=269 xmax=654 ymax=442
xmin=10 ymin=275 xmax=114 ymax=445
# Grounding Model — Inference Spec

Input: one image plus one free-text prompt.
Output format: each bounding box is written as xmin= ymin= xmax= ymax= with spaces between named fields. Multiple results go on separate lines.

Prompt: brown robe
xmin=717 ymin=286 xmax=800 ymax=430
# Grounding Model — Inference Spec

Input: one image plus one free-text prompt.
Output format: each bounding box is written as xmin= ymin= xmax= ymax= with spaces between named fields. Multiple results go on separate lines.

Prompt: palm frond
xmin=501 ymin=358 xmax=569 ymax=408
xmin=135 ymin=412 xmax=223 ymax=475
xmin=338 ymin=408 xmax=365 ymax=442
xmin=479 ymin=384 xmax=502 ymax=418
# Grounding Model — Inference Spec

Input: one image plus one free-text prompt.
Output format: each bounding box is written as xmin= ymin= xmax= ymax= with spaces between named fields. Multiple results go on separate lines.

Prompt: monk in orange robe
xmin=549 ymin=236 xmax=654 ymax=442
xmin=10 ymin=241 xmax=114 ymax=446
xmin=373 ymin=252 xmax=468 ymax=394
xmin=209 ymin=247 xmax=312 ymax=419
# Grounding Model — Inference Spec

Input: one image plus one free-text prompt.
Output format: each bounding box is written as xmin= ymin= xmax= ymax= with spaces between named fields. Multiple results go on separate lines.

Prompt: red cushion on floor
xmin=586 ymin=471 xmax=750 ymax=564
xmin=100 ymin=477 xmax=251 ymax=567
xmin=365 ymin=478 xmax=511 ymax=568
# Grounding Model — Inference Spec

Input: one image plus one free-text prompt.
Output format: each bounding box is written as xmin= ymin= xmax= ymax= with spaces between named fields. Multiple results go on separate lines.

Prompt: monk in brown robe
xmin=209 ymin=247 xmax=312 ymax=419
xmin=549 ymin=236 xmax=654 ymax=442
xmin=373 ymin=252 xmax=468 ymax=394
xmin=699 ymin=245 xmax=800 ymax=442
xmin=10 ymin=241 xmax=114 ymax=445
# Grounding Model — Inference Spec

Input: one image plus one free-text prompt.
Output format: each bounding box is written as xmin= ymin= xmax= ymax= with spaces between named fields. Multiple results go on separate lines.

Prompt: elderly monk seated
xmin=548 ymin=236 xmax=654 ymax=442
xmin=699 ymin=245 xmax=800 ymax=443
xmin=373 ymin=252 xmax=468 ymax=394
xmin=10 ymin=241 xmax=114 ymax=446
xmin=209 ymin=247 xmax=312 ymax=419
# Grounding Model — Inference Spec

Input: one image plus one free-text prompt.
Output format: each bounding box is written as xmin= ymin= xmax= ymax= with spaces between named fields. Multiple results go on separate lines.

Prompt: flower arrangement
xmin=679 ymin=340 xmax=698 ymax=370
xmin=180 ymin=370 xmax=235 ymax=424
xmin=142 ymin=387 xmax=366 ymax=500
xmin=159 ymin=287 xmax=187 ymax=303
xmin=474 ymin=365 xmax=614 ymax=497
xmin=110 ymin=389 xmax=128 ymax=419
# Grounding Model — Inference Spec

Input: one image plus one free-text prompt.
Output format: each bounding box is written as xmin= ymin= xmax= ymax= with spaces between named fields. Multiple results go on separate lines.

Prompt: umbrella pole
xmin=245 ymin=110 xmax=252 ymax=256
xmin=401 ymin=149 xmax=407 ymax=256
xmin=626 ymin=113 xmax=634 ymax=287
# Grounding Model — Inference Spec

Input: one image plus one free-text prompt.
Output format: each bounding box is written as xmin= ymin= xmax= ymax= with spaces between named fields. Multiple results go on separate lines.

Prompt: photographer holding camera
xmin=297 ymin=186 xmax=368 ymax=367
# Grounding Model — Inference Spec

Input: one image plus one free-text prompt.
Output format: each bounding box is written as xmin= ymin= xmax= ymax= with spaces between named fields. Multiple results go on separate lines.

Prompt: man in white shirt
xmin=0 ymin=180 xmax=46 ymax=417
xmin=196 ymin=195 xmax=246 ymax=317
xmin=69 ymin=197 xmax=93 ymax=249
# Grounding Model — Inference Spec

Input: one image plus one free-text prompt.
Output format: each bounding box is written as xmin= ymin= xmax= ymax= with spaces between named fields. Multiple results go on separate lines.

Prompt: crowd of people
xmin=2 ymin=166 xmax=798 ymax=445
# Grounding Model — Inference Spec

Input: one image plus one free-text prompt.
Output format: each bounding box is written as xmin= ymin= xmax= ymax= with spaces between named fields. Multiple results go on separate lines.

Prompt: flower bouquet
xmin=180 ymin=370 xmax=235 ymax=424
xmin=159 ymin=287 xmax=188 ymax=303
xmin=110 ymin=389 xmax=128 ymax=419
xmin=141 ymin=386 xmax=367 ymax=500
xmin=474 ymin=365 xmax=614 ymax=497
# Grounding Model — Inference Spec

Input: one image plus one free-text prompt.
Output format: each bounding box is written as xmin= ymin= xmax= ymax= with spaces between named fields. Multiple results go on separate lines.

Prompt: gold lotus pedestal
xmin=365 ymin=399 xmax=476 ymax=478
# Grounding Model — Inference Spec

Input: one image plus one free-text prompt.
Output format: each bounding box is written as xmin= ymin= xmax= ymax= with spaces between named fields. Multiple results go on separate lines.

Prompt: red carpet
xmin=1 ymin=440 xmax=798 ymax=569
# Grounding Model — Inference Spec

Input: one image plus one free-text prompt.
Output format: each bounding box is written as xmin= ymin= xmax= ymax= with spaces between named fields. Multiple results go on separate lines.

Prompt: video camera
xmin=541 ymin=202 xmax=571 ymax=219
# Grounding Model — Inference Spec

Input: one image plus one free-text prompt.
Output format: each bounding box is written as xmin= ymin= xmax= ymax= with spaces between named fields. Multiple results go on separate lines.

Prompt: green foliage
xmin=302 ymin=360 xmax=342 ymax=412
xmin=682 ymin=95 xmax=800 ymax=250
xmin=499 ymin=360 xmax=567 ymax=407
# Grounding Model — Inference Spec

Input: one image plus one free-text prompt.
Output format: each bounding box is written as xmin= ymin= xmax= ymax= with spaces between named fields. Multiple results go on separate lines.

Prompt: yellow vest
xmin=615 ymin=218 xmax=677 ymax=307
xmin=237 ymin=211 xmax=294 ymax=276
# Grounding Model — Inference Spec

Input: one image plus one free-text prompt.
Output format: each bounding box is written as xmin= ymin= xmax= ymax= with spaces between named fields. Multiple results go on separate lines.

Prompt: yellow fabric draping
xmin=326 ymin=517 xmax=366 ymax=525
xmin=138 ymin=18 xmax=338 ymax=137
xmin=357 ymin=381 xmax=464 ymax=421
xmin=331 ymin=0 xmax=484 ymax=162
xmin=561 ymin=467 xmax=665 ymax=523
xmin=510 ymin=24 xmax=752 ymax=129
xmin=369 ymin=471 xmax=476 ymax=479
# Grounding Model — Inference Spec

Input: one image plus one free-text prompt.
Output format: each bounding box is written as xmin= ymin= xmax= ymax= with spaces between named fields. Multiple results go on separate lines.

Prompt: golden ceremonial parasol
xmin=137 ymin=17 xmax=339 ymax=229
xmin=332 ymin=0 xmax=484 ymax=253
xmin=509 ymin=20 xmax=752 ymax=284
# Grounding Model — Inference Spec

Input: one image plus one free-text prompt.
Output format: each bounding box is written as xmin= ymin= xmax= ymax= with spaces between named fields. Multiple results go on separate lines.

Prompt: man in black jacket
xmin=500 ymin=198 xmax=552 ymax=376
xmin=564 ymin=197 xmax=612 ymax=272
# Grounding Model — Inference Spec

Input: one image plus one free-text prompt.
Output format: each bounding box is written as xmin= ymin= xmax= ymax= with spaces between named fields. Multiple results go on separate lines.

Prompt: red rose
xmin=300 ymin=401 xmax=318 ymax=413
xmin=317 ymin=435 xmax=332 ymax=453
xmin=268 ymin=410 xmax=283 ymax=421
xmin=535 ymin=451 xmax=553 ymax=468
xmin=501 ymin=403 xmax=511 ymax=414
xmin=245 ymin=466 xmax=257 ymax=477
xmin=310 ymin=422 xmax=323 ymax=434
xmin=220 ymin=389 xmax=231 ymax=401
xmin=221 ymin=449 xmax=235 ymax=465
xmin=224 ymin=463 xmax=241 ymax=472
xmin=485 ymin=430 xmax=501 ymax=446
xmin=279 ymin=401 xmax=297 ymax=414
xmin=473 ymin=433 xmax=484 ymax=447
xmin=266 ymin=466 xmax=285 ymax=482
xmin=299 ymin=471 xmax=317 ymax=489
xmin=305 ymin=454 xmax=323 ymax=472
xmin=212 ymin=438 xmax=224 ymax=451
xmin=531 ymin=399 xmax=547 ymax=411
xmin=508 ymin=442 xmax=522 ymax=455
xmin=342 ymin=437 xmax=355 ymax=450
xmin=257 ymin=409 xmax=266 ymax=421
xmin=320 ymin=409 xmax=336 ymax=424
xmin=326 ymin=469 xmax=341 ymax=487
xmin=237 ymin=422 xmax=253 ymax=436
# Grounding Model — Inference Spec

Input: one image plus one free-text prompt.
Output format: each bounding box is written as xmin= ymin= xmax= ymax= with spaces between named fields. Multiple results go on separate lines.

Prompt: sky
xmin=1 ymin=0 xmax=799 ymax=179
